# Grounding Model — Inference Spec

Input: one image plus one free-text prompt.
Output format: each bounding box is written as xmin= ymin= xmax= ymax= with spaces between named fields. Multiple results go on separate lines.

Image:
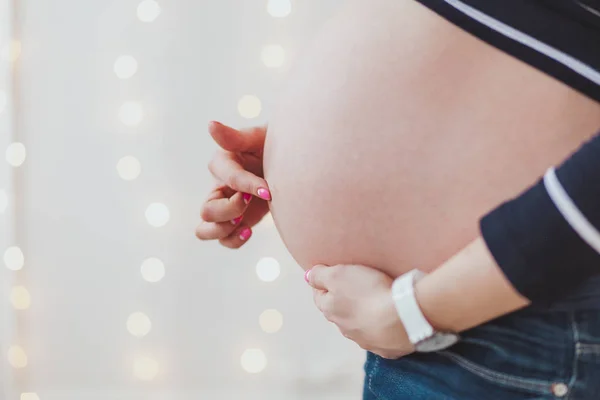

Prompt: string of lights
xmin=2 ymin=0 xmax=294 ymax=397
xmin=117 ymin=0 xmax=163 ymax=383
xmin=1 ymin=0 xmax=30 ymax=399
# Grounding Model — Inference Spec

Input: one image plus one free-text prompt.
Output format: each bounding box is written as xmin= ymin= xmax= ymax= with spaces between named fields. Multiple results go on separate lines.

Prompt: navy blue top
xmin=413 ymin=0 xmax=600 ymax=307
xmin=481 ymin=133 xmax=600 ymax=307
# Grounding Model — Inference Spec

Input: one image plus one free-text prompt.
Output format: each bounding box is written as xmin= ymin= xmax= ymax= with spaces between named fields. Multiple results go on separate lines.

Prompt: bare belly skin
xmin=263 ymin=0 xmax=600 ymax=277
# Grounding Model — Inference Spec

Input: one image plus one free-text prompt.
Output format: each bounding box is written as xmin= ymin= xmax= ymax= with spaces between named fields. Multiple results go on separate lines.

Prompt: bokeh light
xmin=259 ymin=309 xmax=283 ymax=333
xmin=6 ymin=142 xmax=26 ymax=167
xmin=145 ymin=203 xmax=170 ymax=227
xmin=133 ymin=356 xmax=159 ymax=380
xmin=137 ymin=0 xmax=161 ymax=22
xmin=241 ymin=348 xmax=267 ymax=373
xmin=116 ymin=156 xmax=141 ymax=180
xmin=141 ymin=257 xmax=165 ymax=283
xmin=4 ymin=246 xmax=24 ymax=271
xmin=7 ymin=345 xmax=27 ymax=368
xmin=119 ymin=102 xmax=144 ymax=126
xmin=256 ymin=257 xmax=280 ymax=282
xmin=2 ymin=40 xmax=22 ymax=62
xmin=267 ymin=0 xmax=292 ymax=18
xmin=261 ymin=45 xmax=286 ymax=68
xmin=114 ymin=55 xmax=138 ymax=79
xmin=10 ymin=286 xmax=31 ymax=310
xmin=127 ymin=312 xmax=152 ymax=337
xmin=238 ymin=95 xmax=262 ymax=119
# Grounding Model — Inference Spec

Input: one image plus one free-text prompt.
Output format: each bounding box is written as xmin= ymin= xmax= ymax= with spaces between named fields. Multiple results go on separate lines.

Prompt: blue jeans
xmin=364 ymin=308 xmax=600 ymax=399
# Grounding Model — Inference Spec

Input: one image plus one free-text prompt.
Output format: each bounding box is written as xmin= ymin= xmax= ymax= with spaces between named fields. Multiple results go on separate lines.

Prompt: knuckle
xmin=321 ymin=304 xmax=336 ymax=322
xmin=323 ymin=311 xmax=335 ymax=323
xmin=328 ymin=267 xmax=343 ymax=281
xmin=312 ymin=293 xmax=320 ymax=306
xmin=230 ymin=199 xmax=246 ymax=215
xmin=226 ymin=171 xmax=242 ymax=189
xmin=313 ymin=297 xmax=322 ymax=311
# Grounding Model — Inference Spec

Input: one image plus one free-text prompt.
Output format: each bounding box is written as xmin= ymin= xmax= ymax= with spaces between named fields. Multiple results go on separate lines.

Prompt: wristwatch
xmin=391 ymin=269 xmax=460 ymax=352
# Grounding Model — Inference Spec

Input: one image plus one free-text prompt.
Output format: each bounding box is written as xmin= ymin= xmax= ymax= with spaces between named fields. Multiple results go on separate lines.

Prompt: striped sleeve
xmin=480 ymin=131 xmax=600 ymax=305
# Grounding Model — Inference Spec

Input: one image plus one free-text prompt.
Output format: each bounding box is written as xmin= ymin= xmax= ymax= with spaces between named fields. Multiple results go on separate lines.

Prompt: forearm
xmin=415 ymin=236 xmax=530 ymax=333
xmin=412 ymin=132 xmax=600 ymax=334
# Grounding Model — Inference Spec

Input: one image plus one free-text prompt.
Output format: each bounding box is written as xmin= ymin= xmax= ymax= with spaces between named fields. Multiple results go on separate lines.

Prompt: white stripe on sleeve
xmin=544 ymin=167 xmax=600 ymax=255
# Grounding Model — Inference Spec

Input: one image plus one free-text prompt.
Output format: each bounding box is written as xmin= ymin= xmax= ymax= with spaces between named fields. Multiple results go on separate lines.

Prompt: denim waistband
xmin=364 ymin=306 xmax=600 ymax=399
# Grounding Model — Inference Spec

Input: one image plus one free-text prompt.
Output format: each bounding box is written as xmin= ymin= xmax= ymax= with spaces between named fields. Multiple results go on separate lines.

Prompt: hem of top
xmin=412 ymin=0 xmax=600 ymax=104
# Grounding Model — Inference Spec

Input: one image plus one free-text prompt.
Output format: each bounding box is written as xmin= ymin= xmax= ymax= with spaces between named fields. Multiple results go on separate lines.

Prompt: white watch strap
xmin=391 ymin=269 xmax=434 ymax=344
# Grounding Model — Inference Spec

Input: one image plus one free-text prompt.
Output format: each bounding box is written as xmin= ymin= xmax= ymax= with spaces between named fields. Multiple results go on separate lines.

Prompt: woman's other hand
xmin=306 ymin=264 xmax=414 ymax=359
xmin=196 ymin=121 xmax=272 ymax=248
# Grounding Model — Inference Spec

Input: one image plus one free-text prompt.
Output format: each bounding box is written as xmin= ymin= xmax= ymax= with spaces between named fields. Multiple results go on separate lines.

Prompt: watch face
xmin=415 ymin=332 xmax=460 ymax=353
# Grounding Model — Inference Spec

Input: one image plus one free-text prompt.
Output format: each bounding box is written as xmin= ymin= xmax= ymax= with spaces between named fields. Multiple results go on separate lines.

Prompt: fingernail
xmin=209 ymin=120 xmax=222 ymax=127
xmin=231 ymin=216 xmax=243 ymax=225
xmin=304 ymin=269 xmax=311 ymax=283
xmin=242 ymin=193 xmax=252 ymax=204
xmin=239 ymin=227 xmax=252 ymax=241
xmin=257 ymin=188 xmax=271 ymax=201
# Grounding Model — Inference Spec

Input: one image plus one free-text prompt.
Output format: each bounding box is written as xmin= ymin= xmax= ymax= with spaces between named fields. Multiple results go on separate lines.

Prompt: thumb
xmin=305 ymin=265 xmax=331 ymax=291
xmin=209 ymin=121 xmax=267 ymax=153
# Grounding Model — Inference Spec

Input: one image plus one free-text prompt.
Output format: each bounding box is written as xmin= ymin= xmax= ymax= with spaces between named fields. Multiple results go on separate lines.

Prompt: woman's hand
xmin=196 ymin=121 xmax=272 ymax=248
xmin=306 ymin=264 xmax=414 ymax=359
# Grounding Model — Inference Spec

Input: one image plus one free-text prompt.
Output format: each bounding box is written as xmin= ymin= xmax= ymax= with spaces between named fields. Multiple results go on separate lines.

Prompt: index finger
xmin=208 ymin=151 xmax=271 ymax=200
xmin=209 ymin=122 xmax=267 ymax=153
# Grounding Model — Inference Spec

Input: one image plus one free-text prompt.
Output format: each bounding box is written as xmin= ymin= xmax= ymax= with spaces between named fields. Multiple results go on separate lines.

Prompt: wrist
xmin=414 ymin=274 xmax=462 ymax=333
xmin=391 ymin=269 xmax=459 ymax=352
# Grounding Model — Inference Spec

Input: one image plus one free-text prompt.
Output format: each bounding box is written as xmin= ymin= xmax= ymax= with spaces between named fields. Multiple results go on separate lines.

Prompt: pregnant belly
xmin=263 ymin=0 xmax=600 ymax=277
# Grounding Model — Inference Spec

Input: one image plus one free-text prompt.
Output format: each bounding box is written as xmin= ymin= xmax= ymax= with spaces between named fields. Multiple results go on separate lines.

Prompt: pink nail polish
xmin=304 ymin=269 xmax=311 ymax=283
xmin=239 ymin=227 xmax=252 ymax=241
xmin=242 ymin=193 xmax=252 ymax=204
xmin=231 ymin=216 xmax=243 ymax=225
xmin=257 ymin=188 xmax=271 ymax=201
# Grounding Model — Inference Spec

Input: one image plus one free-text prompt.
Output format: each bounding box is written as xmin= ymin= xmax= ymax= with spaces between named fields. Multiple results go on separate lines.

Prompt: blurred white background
xmin=0 ymin=1 xmax=366 ymax=399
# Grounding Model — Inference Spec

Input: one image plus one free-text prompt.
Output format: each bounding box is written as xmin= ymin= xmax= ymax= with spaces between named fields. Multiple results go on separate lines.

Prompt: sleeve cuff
xmin=480 ymin=177 xmax=600 ymax=306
